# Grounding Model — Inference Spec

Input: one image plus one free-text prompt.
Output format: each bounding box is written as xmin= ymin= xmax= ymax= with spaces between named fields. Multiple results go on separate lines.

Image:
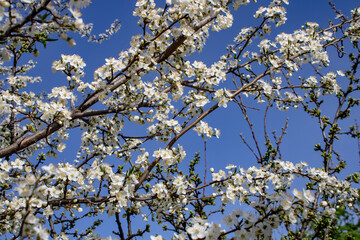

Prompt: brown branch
xmin=156 ymin=9 xmax=220 ymax=63
xmin=1 ymin=0 xmax=52 ymax=39
xmin=48 ymin=196 xmax=109 ymax=207
xmin=114 ymin=212 xmax=126 ymax=240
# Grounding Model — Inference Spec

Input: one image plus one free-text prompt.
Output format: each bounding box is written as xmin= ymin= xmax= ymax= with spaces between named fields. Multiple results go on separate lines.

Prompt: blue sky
xmin=23 ymin=0 xmax=360 ymax=237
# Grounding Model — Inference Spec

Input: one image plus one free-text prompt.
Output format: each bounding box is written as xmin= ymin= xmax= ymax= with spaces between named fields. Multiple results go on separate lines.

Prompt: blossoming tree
xmin=0 ymin=0 xmax=359 ymax=239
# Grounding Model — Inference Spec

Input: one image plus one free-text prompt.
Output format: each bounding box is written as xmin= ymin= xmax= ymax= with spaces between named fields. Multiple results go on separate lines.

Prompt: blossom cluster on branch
xmin=0 ymin=0 xmax=359 ymax=239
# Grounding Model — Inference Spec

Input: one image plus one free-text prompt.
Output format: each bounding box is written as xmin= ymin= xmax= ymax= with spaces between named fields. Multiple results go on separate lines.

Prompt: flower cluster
xmin=0 ymin=0 xmax=358 ymax=239
xmin=144 ymin=159 xmax=358 ymax=239
xmin=193 ymin=121 xmax=220 ymax=138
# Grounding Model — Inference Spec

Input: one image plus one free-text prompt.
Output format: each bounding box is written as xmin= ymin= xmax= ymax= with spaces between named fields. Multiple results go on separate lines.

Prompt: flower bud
xmin=60 ymin=32 xmax=68 ymax=41
xmin=0 ymin=1 xmax=10 ymax=8
xmin=32 ymin=49 xmax=39 ymax=57
xmin=67 ymin=38 xmax=76 ymax=47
